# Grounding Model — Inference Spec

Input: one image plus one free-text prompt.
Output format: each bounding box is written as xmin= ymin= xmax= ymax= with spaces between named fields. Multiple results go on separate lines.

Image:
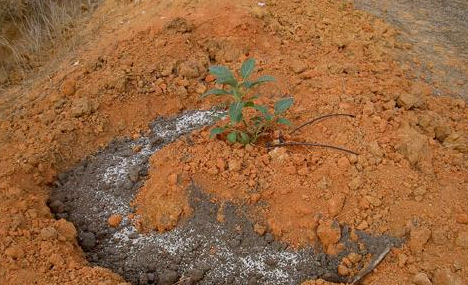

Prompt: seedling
xmin=202 ymin=58 xmax=293 ymax=145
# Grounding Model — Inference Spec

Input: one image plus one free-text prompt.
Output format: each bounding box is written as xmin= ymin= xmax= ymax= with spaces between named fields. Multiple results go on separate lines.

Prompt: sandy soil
xmin=0 ymin=0 xmax=467 ymax=284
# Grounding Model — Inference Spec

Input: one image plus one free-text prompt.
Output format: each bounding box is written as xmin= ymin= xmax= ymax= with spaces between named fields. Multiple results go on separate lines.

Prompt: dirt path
xmin=354 ymin=0 xmax=468 ymax=99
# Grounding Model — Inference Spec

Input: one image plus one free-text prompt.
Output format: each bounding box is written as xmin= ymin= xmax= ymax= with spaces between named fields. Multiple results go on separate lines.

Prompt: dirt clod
xmin=413 ymin=272 xmax=432 ymax=285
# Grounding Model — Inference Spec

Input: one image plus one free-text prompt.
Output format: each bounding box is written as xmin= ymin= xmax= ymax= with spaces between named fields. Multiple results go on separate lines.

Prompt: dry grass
xmin=0 ymin=0 xmax=100 ymax=85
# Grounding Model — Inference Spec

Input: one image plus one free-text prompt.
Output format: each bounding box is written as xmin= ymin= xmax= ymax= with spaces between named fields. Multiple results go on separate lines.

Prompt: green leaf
xmin=239 ymin=132 xmax=250 ymax=145
xmin=241 ymin=75 xmax=275 ymax=89
xmin=240 ymin=58 xmax=255 ymax=79
xmin=201 ymin=88 xmax=230 ymax=98
xmin=274 ymin=97 xmax=294 ymax=115
xmin=227 ymin=131 xmax=237 ymax=143
xmin=229 ymin=102 xmax=244 ymax=124
xmin=253 ymin=104 xmax=273 ymax=121
xmin=209 ymin=65 xmax=238 ymax=87
xmin=209 ymin=65 xmax=234 ymax=78
xmin=210 ymin=127 xmax=225 ymax=138
xmin=277 ymin=117 xmax=292 ymax=126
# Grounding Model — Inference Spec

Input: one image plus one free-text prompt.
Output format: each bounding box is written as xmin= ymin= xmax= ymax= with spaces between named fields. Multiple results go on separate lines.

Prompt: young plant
xmin=201 ymin=58 xmax=293 ymax=145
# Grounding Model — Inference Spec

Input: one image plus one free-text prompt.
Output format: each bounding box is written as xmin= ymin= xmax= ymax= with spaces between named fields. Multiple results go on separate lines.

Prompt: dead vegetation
xmin=0 ymin=0 xmax=100 ymax=85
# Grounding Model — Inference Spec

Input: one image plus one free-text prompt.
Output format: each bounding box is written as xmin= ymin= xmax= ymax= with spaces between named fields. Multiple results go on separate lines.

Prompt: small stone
xmin=317 ymin=220 xmax=341 ymax=249
xmin=108 ymin=214 xmax=123 ymax=227
xmin=207 ymin=166 xmax=219 ymax=175
xmin=365 ymin=195 xmax=382 ymax=207
xmin=434 ymin=123 xmax=451 ymax=142
xmin=431 ymin=229 xmax=447 ymax=245
xmin=128 ymin=166 xmax=140 ymax=182
xmin=337 ymin=264 xmax=349 ymax=276
xmin=432 ymin=268 xmax=462 ymax=285
xmin=413 ymin=187 xmax=427 ymax=197
xmin=398 ymin=253 xmax=408 ymax=268
xmin=39 ymin=227 xmax=58 ymax=240
xmin=168 ymin=173 xmax=178 ymax=185
xmin=348 ymin=252 xmax=362 ymax=264
xmin=71 ymin=97 xmax=97 ymax=117
xmin=356 ymin=220 xmax=368 ymax=230
xmin=268 ymin=148 xmax=289 ymax=161
xmin=61 ymin=78 xmax=76 ymax=96
xmin=159 ymin=269 xmax=179 ymax=285
xmin=4 ymin=245 xmax=25 ymax=259
xmin=245 ymin=144 xmax=254 ymax=152
xmin=56 ymin=219 xmax=77 ymax=241
xmin=397 ymin=93 xmax=418 ymax=109
xmin=297 ymin=167 xmax=309 ymax=176
xmin=455 ymin=213 xmax=468 ymax=224
xmin=369 ymin=141 xmax=383 ymax=158
xmin=290 ymin=60 xmax=308 ymax=74
xmin=337 ymin=157 xmax=350 ymax=170
xmin=49 ymin=253 xmax=64 ymax=267
xmin=188 ymin=268 xmax=205 ymax=282
xmin=409 ymin=226 xmax=431 ymax=253
xmin=49 ymin=200 xmax=68 ymax=213
xmin=327 ymin=193 xmax=346 ymax=217
xmin=228 ymin=159 xmax=242 ymax=172
xmin=254 ymin=224 xmax=266 ymax=236
xmin=250 ymin=193 xmax=261 ymax=204
xmin=455 ymin=231 xmax=468 ymax=248
xmin=80 ymin=232 xmax=96 ymax=251
xmin=348 ymin=177 xmax=362 ymax=191
xmin=413 ymin=272 xmax=432 ymax=285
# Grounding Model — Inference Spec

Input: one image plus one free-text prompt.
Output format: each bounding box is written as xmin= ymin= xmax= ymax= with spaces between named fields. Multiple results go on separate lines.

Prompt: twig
xmin=290 ymin=113 xmax=355 ymax=135
xmin=351 ymin=244 xmax=393 ymax=285
xmin=269 ymin=141 xmax=358 ymax=155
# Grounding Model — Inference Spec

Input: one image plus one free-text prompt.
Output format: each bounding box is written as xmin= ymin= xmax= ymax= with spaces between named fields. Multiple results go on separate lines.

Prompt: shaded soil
xmin=50 ymin=111 xmax=399 ymax=284
xmin=354 ymin=0 xmax=468 ymax=98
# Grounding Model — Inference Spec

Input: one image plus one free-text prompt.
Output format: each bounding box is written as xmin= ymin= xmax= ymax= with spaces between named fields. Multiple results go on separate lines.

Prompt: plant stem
xmin=290 ymin=113 xmax=355 ymax=135
xmin=270 ymin=141 xmax=358 ymax=155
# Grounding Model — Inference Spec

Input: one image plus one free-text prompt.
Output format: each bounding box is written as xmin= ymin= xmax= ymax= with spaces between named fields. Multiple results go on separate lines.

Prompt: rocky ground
xmin=0 ymin=0 xmax=467 ymax=285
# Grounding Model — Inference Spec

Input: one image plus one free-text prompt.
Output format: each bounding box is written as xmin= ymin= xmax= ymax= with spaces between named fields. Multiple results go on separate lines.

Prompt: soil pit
xmin=50 ymin=111 xmax=400 ymax=284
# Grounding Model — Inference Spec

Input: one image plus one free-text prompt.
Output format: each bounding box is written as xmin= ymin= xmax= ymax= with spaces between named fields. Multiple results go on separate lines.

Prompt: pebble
xmin=432 ymin=268 xmax=462 ymax=285
xmin=80 ymin=232 xmax=96 ymax=251
xmin=108 ymin=214 xmax=123 ymax=227
xmin=188 ymin=268 xmax=205 ymax=282
xmin=455 ymin=231 xmax=468 ymax=249
xmin=347 ymin=252 xmax=362 ymax=264
xmin=337 ymin=264 xmax=349 ymax=276
xmin=49 ymin=200 xmax=68 ymax=213
xmin=337 ymin=157 xmax=350 ymax=170
xmin=4 ymin=245 xmax=25 ymax=259
xmin=431 ymin=228 xmax=448 ymax=245
xmin=228 ymin=159 xmax=242 ymax=172
xmin=290 ymin=60 xmax=308 ymax=74
xmin=168 ymin=173 xmax=178 ymax=185
xmin=365 ymin=195 xmax=382 ymax=207
xmin=413 ymin=272 xmax=432 ymax=285
xmin=61 ymin=78 xmax=76 ymax=96
xmin=39 ymin=227 xmax=58 ymax=240
xmin=128 ymin=166 xmax=140 ymax=182
xmin=56 ymin=219 xmax=77 ymax=241
xmin=409 ymin=226 xmax=431 ymax=253
xmin=316 ymin=220 xmax=341 ymax=249
xmin=397 ymin=93 xmax=418 ymax=109
xmin=327 ymin=193 xmax=346 ymax=217
xmin=455 ymin=213 xmax=468 ymax=224
xmin=159 ymin=269 xmax=179 ymax=285
xmin=356 ymin=220 xmax=368 ymax=230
